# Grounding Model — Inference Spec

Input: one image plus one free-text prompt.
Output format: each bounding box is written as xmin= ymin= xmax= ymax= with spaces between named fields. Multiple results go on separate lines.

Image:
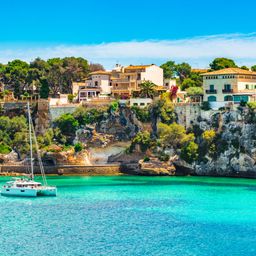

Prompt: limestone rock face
xmin=44 ymin=149 xmax=91 ymax=166
xmin=193 ymin=109 xmax=256 ymax=178
xmin=138 ymin=158 xmax=176 ymax=176
xmin=231 ymin=154 xmax=255 ymax=173
xmin=0 ymin=151 xmax=19 ymax=164
xmin=96 ymin=106 xmax=142 ymax=140
xmin=75 ymin=126 xmax=115 ymax=148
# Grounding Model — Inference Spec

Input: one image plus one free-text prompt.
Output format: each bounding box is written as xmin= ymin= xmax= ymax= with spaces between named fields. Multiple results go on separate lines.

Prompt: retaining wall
xmin=0 ymin=165 xmax=122 ymax=176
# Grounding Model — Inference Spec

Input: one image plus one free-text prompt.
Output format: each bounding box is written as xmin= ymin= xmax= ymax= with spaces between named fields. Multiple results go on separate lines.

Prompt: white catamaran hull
xmin=37 ymin=187 xmax=57 ymax=196
xmin=1 ymin=187 xmax=37 ymax=197
xmin=1 ymin=186 xmax=57 ymax=197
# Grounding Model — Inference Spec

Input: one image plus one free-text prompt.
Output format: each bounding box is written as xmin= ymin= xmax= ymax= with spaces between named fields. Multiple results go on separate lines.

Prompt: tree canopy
xmin=251 ymin=65 xmax=256 ymax=72
xmin=138 ymin=81 xmax=157 ymax=99
xmin=209 ymin=58 xmax=237 ymax=70
xmin=160 ymin=61 xmax=176 ymax=79
xmin=161 ymin=60 xmax=202 ymax=90
xmin=0 ymin=57 xmax=90 ymax=98
xmin=186 ymin=86 xmax=203 ymax=96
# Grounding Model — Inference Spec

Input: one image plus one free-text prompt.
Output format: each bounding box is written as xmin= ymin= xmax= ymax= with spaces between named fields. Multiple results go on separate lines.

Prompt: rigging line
xmin=31 ymin=117 xmax=47 ymax=186
xmin=27 ymin=102 xmax=34 ymax=180
xmin=25 ymin=120 xmax=30 ymax=176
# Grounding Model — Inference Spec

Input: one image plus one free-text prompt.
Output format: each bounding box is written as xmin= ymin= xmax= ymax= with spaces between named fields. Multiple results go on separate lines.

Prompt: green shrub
xmin=73 ymin=106 xmax=107 ymax=126
xmin=202 ymin=130 xmax=216 ymax=144
xmin=130 ymin=131 xmax=151 ymax=152
xmin=180 ymin=141 xmax=198 ymax=164
xmin=201 ymin=101 xmax=211 ymax=110
xmin=150 ymin=94 xmax=176 ymax=125
xmin=54 ymin=113 xmax=79 ymax=144
xmin=158 ymin=153 xmax=170 ymax=162
xmin=68 ymin=94 xmax=75 ymax=103
xmin=240 ymin=100 xmax=247 ymax=107
xmin=247 ymin=102 xmax=256 ymax=109
xmin=157 ymin=122 xmax=195 ymax=149
xmin=0 ymin=143 xmax=12 ymax=154
xmin=143 ymin=156 xmax=150 ymax=162
xmin=110 ymin=101 xmax=119 ymax=112
xmin=74 ymin=142 xmax=83 ymax=152
xmin=131 ymin=106 xmax=150 ymax=122
xmin=185 ymin=86 xmax=203 ymax=96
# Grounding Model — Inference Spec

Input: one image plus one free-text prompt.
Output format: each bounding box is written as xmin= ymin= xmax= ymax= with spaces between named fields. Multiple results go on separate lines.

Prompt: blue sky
xmin=1 ymin=0 xmax=256 ymax=68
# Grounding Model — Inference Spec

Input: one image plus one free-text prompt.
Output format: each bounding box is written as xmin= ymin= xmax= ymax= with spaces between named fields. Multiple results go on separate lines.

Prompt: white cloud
xmin=1 ymin=33 xmax=256 ymax=68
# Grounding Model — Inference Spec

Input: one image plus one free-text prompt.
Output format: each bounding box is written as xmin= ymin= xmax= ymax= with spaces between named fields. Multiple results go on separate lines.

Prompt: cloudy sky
xmin=1 ymin=0 xmax=256 ymax=68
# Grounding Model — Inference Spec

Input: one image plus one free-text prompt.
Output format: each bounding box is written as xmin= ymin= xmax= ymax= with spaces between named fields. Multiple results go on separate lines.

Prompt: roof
xmin=89 ymin=70 xmax=111 ymax=75
xmin=202 ymin=68 xmax=256 ymax=76
xmin=192 ymin=68 xmax=208 ymax=73
xmin=124 ymin=64 xmax=154 ymax=70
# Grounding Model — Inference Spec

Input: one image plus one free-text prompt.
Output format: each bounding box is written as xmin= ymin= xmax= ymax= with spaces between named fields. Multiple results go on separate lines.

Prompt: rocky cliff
xmin=96 ymin=106 xmax=142 ymax=140
xmin=176 ymin=107 xmax=256 ymax=178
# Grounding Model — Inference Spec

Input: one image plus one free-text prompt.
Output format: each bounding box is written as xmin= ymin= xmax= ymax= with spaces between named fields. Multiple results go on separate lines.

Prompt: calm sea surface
xmin=0 ymin=175 xmax=256 ymax=256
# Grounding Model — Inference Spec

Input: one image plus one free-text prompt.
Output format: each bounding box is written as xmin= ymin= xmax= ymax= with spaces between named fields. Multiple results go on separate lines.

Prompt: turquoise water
xmin=1 ymin=176 xmax=256 ymax=256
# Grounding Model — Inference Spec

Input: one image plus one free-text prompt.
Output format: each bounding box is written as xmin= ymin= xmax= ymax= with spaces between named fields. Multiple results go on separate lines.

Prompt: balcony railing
xmin=112 ymin=86 xmax=129 ymax=91
xmin=222 ymin=89 xmax=233 ymax=93
xmin=206 ymin=89 xmax=217 ymax=94
xmin=111 ymin=79 xmax=130 ymax=83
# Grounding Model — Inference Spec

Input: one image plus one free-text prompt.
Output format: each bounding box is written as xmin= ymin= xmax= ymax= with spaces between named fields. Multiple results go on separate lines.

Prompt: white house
xmin=202 ymin=68 xmax=256 ymax=109
xmin=73 ymin=71 xmax=112 ymax=101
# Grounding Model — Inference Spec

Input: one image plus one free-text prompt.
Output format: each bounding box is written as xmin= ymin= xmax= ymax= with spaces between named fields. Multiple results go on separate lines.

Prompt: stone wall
xmin=0 ymin=165 xmax=122 ymax=176
xmin=35 ymin=99 xmax=51 ymax=134
xmin=49 ymin=105 xmax=78 ymax=120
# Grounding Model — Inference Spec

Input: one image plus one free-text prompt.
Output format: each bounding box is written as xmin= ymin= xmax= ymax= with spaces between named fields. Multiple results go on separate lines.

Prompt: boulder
xmin=0 ymin=151 xmax=19 ymax=164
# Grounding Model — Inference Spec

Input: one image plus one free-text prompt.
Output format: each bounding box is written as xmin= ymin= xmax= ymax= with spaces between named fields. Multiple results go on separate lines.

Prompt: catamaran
xmin=1 ymin=102 xmax=57 ymax=197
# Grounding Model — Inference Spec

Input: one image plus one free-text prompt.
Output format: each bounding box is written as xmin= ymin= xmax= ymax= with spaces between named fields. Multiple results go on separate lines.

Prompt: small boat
xmin=1 ymin=103 xmax=57 ymax=197
xmin=1 ymin=178 xmax=57 ymax=197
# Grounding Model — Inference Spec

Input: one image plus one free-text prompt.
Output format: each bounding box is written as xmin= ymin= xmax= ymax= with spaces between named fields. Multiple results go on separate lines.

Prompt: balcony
xmin=206 ymin=89 xmax=217 ymax=94
xmin=79 ymin=86 xmax=101 ymax=92
xmin=222 ymin=89 xmax=233 ymax=93
xmin=112 ymin=85 xmax=130 ymax=91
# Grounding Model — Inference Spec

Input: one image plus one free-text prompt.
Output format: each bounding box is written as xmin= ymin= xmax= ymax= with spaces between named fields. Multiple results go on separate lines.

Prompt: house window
xmin=234 ymin=95 xmax=249 ymax=103
xmin=224 ymin=84 xmax=231 ymax=91
xmin=210 ymin=85 xmax=215 ymax=91
xmin=95 ymin=81 xmax=98 ymax=86
xmin=245 ymin=84 xmax=249 ymax=89
xmin=208 ymin=96 xmax=216 ymax=102
xmin=224 ymin=95 xmax=233 ymax=101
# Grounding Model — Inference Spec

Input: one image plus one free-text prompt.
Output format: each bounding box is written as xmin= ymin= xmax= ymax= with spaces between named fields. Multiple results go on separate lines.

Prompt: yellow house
xmin=202 ymin=68 xmax=256 ymax=109
xmin=72 ymin=64 xmax=164 ymax=101
xmin=111 ymin=64 xmax=164 ymax=98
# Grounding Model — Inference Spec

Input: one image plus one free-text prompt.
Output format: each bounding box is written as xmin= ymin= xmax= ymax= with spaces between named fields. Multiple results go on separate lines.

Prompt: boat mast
xmin=27 ymin=102 xmax=34 ymax=180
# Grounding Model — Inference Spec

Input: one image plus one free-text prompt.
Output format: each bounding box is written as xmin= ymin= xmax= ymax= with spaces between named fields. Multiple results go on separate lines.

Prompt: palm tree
xmin=138 ymin=81 xmax=157 ymax=99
